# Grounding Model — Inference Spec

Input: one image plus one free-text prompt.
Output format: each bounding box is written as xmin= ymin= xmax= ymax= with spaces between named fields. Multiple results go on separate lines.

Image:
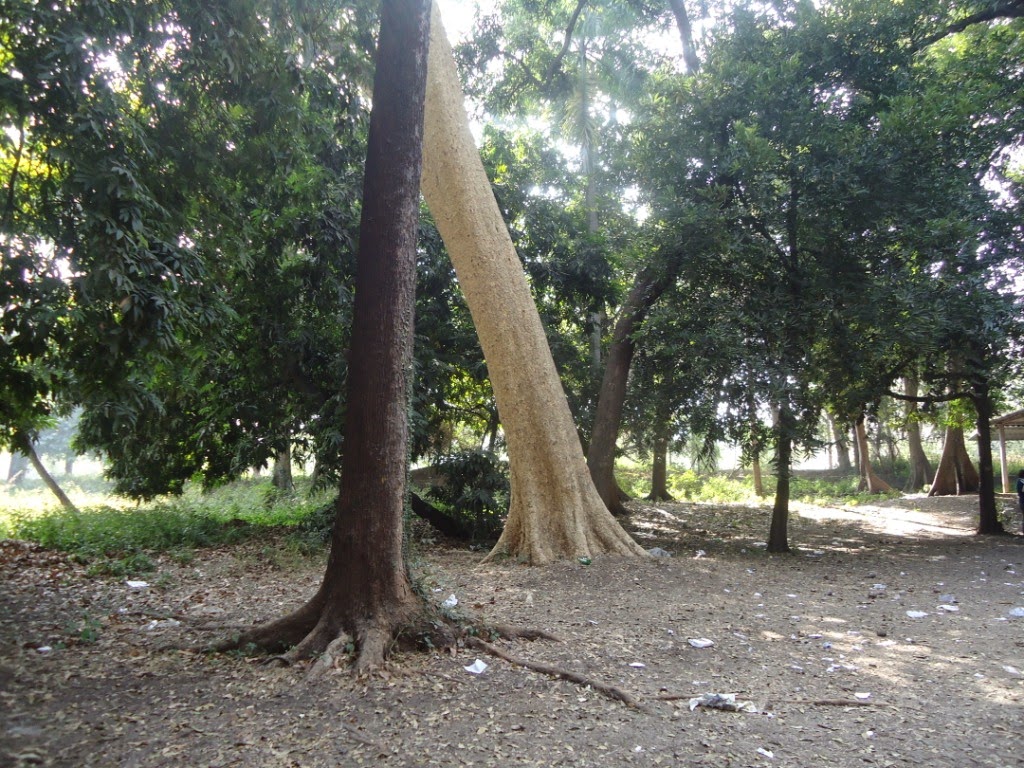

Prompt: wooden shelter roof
xmin=991 ymin=408 xmax=1024 ymax=441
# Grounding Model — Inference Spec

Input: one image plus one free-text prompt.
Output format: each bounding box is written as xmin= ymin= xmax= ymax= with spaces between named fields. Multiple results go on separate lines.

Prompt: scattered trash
xmin=937 ymin=604 xmax=959 ymax=612
xmin=757 ymin=747 xmax=775 ymax=759
xmin=126 ymin=580 xmax=150 ymax=589
xmin=1007 ymin=607 xmax=1024 ymax=618
xmin=144 ymin=619 xmax=181 ymax=631
xmin=442 ymin=594 xmax=458 ymax=609
xmin=688 ymin=638 xmax=714 ymax=649
xmin=36 ymin=646 xmax=52 ymax=654
xmin=854 ymin=692 xmax=872 ymax=700
xmin=628 ymin=662 xmax=647 ymax=668
xmin=577 ymin=556 xmax=592 ymax=566
xmin=694 ymin=550 xmax=706 ymax=559
xmin=648 ymin=547 xmax=672 ymax=558
xmin=688 ymin=693 xmax=757 ymax=713
xmin=938 ymin=594 xmax=956 ymax=604
xmin=463 ymin=659 xmax=488 ymax=675
xmin=1002 ymin=665 xmax=1022 ymax=678
xmin=905 ymin=610 xmax=928 ymax=619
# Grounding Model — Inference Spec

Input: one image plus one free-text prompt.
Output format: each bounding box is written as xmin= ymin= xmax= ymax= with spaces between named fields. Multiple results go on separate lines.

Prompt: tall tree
xmin=219 ymin=0 xmax=432 ymax=672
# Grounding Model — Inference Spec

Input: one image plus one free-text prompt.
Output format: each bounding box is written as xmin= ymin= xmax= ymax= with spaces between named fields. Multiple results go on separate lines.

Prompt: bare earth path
xmin=2 ymin=494 xmax=1022 ymax=767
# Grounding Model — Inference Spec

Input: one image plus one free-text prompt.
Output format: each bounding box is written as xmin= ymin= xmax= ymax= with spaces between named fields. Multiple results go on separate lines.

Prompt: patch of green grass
xmin=0 ymin=475 xmax=335 ymax=575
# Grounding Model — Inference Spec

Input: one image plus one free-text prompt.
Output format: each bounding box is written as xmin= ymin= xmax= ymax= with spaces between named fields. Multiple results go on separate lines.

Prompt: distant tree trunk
xmin=970 ymin=375 xmax=1004 ymax=534
xmin=14 ymin=433 xmax=79 ymax=514
xmin=421 ymin=4 xmax=644 ymax=564
xmin=271 ymin=446 xmax=294 ymax=492
xmin=647 ymin=419 xmax=674 ymax=501
xmin=6 ymin=450 xmax=29 ymax=485
xmin=767 ymin=406 xmax=793 ymax=553
xmin=903 ymin=375 xmax=932 ymax=492
xmin=850 ymin=420 xmax=861 ymax=474
xmin=587 ymin=267 xmax=672 ymax=516
xmin=752 ymin=453 xmax=764 ymax=497
xmin=855 ymin=415 xmax=893 ymax=493
xmin=219 ymin=0 xmax=431 ymax=673
xmin=929 ymin=426 xmax=979 ymax=496
xmin=828 ymin=414 xmax=853 ymax=473
xmin=63 ymin=455 xmax=75 ymax=477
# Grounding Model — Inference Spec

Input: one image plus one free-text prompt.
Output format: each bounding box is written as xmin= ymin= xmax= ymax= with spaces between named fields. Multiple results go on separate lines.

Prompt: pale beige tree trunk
xmin=421 ymin=3 xmax=644 ymax=564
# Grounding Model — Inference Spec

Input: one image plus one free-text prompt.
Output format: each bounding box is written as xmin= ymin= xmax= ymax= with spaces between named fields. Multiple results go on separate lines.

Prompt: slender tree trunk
xmin=850 ymin=420 xmax=861 ymax=474
xmin=971 ymin=381 xmax=1004 ymax=534
xmin=221 ymin=0 xmax=431 ymax=673
xmin=421 ymin=3 xmax=644 ymax=564
xmin=751 ymin=452 xmax=764 ymax=497
xmin=929 ymin=426 xmax=980 ymax=496
xmin=903 ymin=375 xmax=932 ymax=492
xmin=587 ymin=267 xmax=671 ymax=515
xmin=855 ymin=415 xmax=893 ymax=493
xmin=767 ymin=407 xmax=792 ymax=554
xmin=14 ymin=434 xmax=79 ymax=514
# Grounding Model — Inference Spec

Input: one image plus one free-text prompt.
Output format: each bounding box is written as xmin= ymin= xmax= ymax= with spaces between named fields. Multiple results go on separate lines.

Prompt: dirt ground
xmin=2 ymin=494 xmax=1023 ymax=768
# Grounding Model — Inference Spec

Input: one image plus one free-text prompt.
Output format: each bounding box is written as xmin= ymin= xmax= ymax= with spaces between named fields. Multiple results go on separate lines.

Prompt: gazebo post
xmin=998 ymin=425 xmax=1009 ymax=493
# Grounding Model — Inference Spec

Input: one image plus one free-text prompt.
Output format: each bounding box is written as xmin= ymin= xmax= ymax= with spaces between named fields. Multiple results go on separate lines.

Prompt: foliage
xmin=426 ymin=450 xmax=510 ymax=542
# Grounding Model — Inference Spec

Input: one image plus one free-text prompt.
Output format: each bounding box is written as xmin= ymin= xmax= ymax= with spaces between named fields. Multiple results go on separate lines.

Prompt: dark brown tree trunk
xmin=587 ymin=267 xmax=671 ymax=515
xmin=14 ymin=433 xmax=79 ymax=514
xmin=767 ymin=407 xmax=792 ymax=553
xmin=855 ymin=415 xmax=893 ymax=493
xmin=929 ymin=426 xmax=980 ymax=496
xmin=219 ymin=0 xmax=432 ymax=674
xmin=971 ymin=380 xmax=1004 ymax=535
xmin=903 ymin=375 xmax=932 ymax=492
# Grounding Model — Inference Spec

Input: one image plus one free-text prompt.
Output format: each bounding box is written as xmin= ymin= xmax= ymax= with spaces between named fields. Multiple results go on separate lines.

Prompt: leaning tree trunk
xmin=855 ymin=415 xmax=893 ymax=494
xmin=421 ymin=3 xmax=645 ymax=565
xmin=903 ymin=374 xmax=932 ymax=492
xmin=13 ymin=433 xmax=79 ymax=514
xmin=587 ymin=267 xmax=671 ymax=515
xmin=929 ymin=425 xmax=980 ymax=496
xmin=220 ymin=0 xmax=431 ymax=673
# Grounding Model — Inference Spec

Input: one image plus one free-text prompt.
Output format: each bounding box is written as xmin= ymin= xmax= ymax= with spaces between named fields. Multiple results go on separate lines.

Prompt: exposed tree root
xmin=465 ymin=636 xmax=644 ymax=710
xmin=487 ymin=624 xmax=562 ymax=642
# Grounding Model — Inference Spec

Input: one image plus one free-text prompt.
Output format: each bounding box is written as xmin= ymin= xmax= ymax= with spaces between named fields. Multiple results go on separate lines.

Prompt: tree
xmin=421 ymin=3 xmax=644 ymax=564
xmin=219 ymin=0 xmax=433 ymax=672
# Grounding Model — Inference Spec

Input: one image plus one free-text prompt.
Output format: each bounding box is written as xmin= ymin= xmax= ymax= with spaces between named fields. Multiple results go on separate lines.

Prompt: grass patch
xmin=0 ymin=476 xmax=335 ymax=575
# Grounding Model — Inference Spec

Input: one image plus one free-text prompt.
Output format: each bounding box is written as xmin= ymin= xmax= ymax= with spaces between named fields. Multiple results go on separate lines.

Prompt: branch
xmin=885 ymin=390 xmax=968 ymax=404
xmin=465 ymin=636 xmax=645 ymax=710
xmin=666 ymin=0 xmax=701 ymax=73
xmin=917 ymin=0 xmax=1024 ymax=48
xmin=542 ymin=0 xmax=589 ymax=88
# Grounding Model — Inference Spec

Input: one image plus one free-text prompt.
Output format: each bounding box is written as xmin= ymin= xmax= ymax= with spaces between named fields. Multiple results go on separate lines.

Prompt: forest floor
xmin=2 ymin=493 xmax=1023 ymax=768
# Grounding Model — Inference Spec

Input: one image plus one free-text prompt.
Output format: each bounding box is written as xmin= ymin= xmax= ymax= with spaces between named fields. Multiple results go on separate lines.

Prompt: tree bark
xmin=855 ymin=414 xmax=893 ymax=494
xmin=928 ymin=425 xmax=980 ymax=496
xmin=586 ymin=267 xmax=672 ymax=515
xmin=767 ymin=407 xmax=792 ymax=553
xmin=903 ymin=375 xmax=932 ymax=492
xmin=647 ymin=425 xmax=674 ymax=502
xmin=421 ymin=3 xmax=644 ymax=565
xmin=271 ymin=446 xmax=294 ymax=492
xmin=971 ymin=379 xmax=1004 ymax=534
xmin=666 ymin=0 xmax=701 ymax=73
xmin=221 ymin=0 xmax=431 ymax=673
xmin=14 ymin=433 xmax=79 ymax=514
